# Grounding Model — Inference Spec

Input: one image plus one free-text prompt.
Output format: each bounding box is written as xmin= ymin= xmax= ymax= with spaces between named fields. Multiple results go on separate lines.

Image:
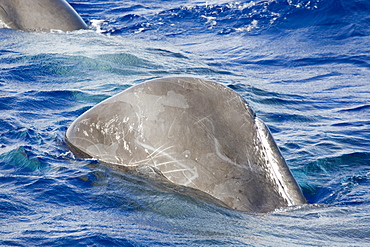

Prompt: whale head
xmin=66 ymin=77 xmax=307 ymax=212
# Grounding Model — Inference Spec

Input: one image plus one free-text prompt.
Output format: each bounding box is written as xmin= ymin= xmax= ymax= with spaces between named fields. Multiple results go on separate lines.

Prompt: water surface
xmin=1 ymin=0 xmax=370 ymax=245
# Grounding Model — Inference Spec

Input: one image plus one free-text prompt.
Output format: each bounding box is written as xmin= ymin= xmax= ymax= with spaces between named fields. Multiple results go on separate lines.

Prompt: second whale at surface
xmin=66 ymin=77 xmax=307 ymax=213
xmin=0 ymin=0 xmax=87 ymax=32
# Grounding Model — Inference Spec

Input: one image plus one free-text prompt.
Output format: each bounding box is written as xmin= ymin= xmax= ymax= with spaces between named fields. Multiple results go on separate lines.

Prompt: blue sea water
xmin=1 ymin=0 xmax=370 ymax=245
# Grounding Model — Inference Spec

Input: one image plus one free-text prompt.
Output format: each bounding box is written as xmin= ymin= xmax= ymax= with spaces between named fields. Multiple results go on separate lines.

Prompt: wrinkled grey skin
xmin=66 ymin=77 xmax=307 ymax=212
xmin=0 ymin=0 xmax=87 ymax=31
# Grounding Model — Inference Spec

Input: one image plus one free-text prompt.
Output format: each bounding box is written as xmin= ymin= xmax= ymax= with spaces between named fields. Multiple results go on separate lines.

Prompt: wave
xmin=82 ymin=0 xmax=370 ymax=39
xmin=301 ymin=152 xmax=370 ymax=204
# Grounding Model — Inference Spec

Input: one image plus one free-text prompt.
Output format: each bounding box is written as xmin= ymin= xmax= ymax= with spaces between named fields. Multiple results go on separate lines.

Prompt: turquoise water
xmin=1 ymin=0 xmax=370 ymax=245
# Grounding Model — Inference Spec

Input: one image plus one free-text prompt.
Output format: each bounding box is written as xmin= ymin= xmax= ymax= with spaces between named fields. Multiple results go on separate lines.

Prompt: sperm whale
xmin=0 ymin=0 xmax=87 ymax=31
xmin=65 ymin=77 xmax=307 ymax=212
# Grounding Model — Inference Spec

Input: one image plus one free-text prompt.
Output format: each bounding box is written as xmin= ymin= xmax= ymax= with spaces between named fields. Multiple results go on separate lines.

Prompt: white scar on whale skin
xmin=195 ymin=116 xmax=247 ymax=171
xmin=0 ymin=19 xmax=10 ymax=29
xmin=135 ymin=140 xmax=199 ymax=187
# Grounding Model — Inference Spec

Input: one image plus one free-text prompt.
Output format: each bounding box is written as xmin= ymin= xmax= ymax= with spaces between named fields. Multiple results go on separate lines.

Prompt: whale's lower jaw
xmin=66 ymin=77 xmax=307 ymax=212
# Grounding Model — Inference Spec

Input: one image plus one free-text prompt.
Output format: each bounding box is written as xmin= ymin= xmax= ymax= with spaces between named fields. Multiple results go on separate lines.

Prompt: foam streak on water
xmin=1 ymin=0 xmax=370 ymax=245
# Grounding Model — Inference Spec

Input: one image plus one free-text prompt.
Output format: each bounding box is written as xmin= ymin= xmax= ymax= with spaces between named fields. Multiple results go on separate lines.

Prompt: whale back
xmin=0 ymin=0 xmax=87 ymax=31
xmin=66 ymin=77 xmax=306 ymax=212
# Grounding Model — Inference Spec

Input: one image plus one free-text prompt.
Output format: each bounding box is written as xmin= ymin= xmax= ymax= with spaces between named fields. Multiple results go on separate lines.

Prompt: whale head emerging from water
xmin=0 ymin=0 xmax=87 ymax=31
xmin=66 ymin=77 xmax=307 ymax=212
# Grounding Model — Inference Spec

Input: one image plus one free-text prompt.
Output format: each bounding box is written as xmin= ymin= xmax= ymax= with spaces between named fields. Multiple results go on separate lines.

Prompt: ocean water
xmin=1 ymin=0 xmax=370 ymax=245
